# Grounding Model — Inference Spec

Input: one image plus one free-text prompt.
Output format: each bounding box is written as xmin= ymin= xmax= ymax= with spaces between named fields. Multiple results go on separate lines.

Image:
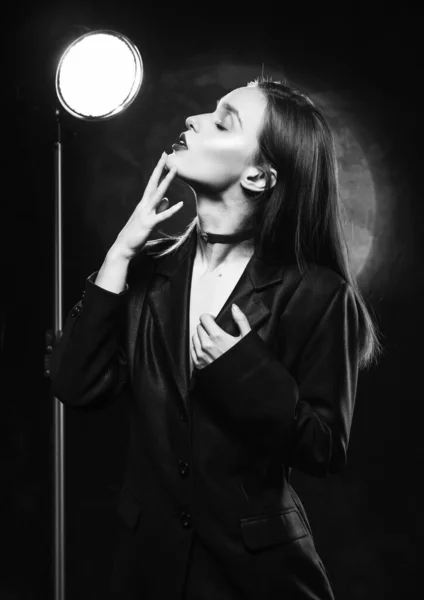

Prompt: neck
xmin=195 ymin=192 xmax=254 ymax=271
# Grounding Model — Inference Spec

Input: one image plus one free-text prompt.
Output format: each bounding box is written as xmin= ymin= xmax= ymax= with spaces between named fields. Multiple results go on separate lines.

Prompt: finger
xmin=191 ymin=345 xmax=201 ymax=369
xmin=231 ymin=304 xmax=252 ymax=335
xmin=145 ymin=152 xmax=169 ymax=196
xmin=196 ymin=323 xmax=209 ymax=346
xmin=155 ymin=200 xmax=183 ymax=222
xmin=192 ymin=332 xmax=202 ymax=357
xmin=198 ymin=313 xmax=221 ymax=337
xmin=154 ymin=166 xmax=178 ymax=201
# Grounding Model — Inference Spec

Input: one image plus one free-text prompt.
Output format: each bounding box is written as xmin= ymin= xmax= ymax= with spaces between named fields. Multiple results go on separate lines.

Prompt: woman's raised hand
xmin=113 ymin=152 xmax=182 ymax=260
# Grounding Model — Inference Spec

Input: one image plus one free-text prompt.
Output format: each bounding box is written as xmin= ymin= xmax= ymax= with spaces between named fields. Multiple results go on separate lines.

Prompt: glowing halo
xmin=55 ymin=30 xmax=143 ymax=120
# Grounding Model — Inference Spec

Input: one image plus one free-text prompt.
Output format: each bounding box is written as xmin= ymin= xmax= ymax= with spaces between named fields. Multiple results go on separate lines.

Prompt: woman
xmin=50 ymin=76 xmax=383 ymax=599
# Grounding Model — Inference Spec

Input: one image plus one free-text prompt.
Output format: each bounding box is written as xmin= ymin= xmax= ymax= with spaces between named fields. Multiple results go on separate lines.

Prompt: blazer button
xmin=180 ymin=512 xmax=192 ymax=529
xmin=178 ymin=460 xmax=190 ymax=478
xmin=179 ymin=409 xmax=188 ymax=422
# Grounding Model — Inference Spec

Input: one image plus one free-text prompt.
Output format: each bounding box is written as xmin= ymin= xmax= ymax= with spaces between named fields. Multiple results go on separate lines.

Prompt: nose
xmin=185 ymin=115 xmax=197 ymax=131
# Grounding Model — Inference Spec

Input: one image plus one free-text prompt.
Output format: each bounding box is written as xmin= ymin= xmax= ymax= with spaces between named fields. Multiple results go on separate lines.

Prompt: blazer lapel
xmin=125 ymin=255 xmax=156 ymax=388
xmin=147 ymin=228 xmax=285 ymax=412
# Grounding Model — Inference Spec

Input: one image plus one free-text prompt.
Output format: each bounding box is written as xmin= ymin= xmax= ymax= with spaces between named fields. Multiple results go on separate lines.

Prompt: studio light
xmin=46 ymin=29 xmax=143 ymax=600
xmin=56 ymin=30 xmax=143 ymax=119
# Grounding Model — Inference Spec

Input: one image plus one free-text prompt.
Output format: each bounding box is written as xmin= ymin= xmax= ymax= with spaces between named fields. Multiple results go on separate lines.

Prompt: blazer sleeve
xmin=49 ymin=273 xmax=129 ymax=409
xmin=193 ymin=280 xmax=360 ymax=477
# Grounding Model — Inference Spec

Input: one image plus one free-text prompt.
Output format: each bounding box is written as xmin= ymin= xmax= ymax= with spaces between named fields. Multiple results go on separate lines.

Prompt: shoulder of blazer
xmin=299 ymin=263 xmax=347 ymax=297
xmin=277 ymin=264 xmax=349 ymax=365
xmin=279 ymin=263 xmax=348 ymax=336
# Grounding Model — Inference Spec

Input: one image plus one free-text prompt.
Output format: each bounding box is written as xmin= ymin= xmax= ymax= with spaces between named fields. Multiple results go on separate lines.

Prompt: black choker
xmin=197 ymin=225 xmax=254 ymax=244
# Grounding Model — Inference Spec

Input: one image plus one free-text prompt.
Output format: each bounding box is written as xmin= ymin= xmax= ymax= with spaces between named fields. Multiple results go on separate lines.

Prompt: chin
xmin=166 ymin=152 xmax=190 ymax=181
xmin=165 ymin=151 xmax=183 ymax=171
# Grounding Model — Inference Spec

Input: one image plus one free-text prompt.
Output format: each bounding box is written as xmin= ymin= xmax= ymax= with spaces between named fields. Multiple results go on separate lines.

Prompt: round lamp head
xmin=55 ymin=30 xmax=143 ymax=120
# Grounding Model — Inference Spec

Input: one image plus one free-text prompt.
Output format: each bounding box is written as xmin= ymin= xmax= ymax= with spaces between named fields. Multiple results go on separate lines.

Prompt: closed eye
xmin=215 ymin=123 xmax=226 ymax=131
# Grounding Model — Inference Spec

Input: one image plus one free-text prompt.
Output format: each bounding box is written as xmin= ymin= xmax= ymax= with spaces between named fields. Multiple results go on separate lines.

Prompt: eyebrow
xmin=216 ymin=99 xmax=243 ymax=129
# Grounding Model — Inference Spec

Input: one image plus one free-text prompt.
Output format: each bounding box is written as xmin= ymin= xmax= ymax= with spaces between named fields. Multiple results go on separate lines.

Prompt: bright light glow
xmin=56 ymin=31 xmax=143 ymax=119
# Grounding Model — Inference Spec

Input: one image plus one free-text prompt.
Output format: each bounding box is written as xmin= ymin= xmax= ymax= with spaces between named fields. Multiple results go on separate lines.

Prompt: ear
xmin=240 ymin=165 xmax=277 ymax=194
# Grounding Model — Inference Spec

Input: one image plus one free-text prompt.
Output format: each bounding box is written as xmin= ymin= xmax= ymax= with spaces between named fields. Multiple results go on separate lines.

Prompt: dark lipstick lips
xmin=171 ymin=132 xmax=188 ymax=152
xmin=178 ymin=132 xmax=188 ymax=148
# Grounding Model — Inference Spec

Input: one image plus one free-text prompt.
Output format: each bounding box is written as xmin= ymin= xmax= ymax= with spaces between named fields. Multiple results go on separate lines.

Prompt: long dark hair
xmin=146 ymin=76 xmax=384 ymax=370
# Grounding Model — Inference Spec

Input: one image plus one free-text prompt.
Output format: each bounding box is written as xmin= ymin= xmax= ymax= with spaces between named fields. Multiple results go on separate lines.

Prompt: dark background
xmin=4 ymin=1 xmax=421 ymax=598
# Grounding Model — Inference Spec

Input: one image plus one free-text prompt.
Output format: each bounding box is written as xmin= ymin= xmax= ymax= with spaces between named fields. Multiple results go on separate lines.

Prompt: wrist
xmin=106 ymin=244 xmax=133 ymax=264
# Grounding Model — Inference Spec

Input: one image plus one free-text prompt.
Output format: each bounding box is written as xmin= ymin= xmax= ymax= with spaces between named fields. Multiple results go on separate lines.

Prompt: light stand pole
xmin=53 ymin=107 xmax=65 ymax=600
xmin=43 ymin=30 xmax=143 ymax=599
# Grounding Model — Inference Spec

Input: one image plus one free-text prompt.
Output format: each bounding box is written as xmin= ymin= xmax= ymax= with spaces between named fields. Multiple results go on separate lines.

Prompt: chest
xmin=188 ymin=252 xmax=254 ymax=374
xmin=189 ymin=252 xmax=252 ymax=320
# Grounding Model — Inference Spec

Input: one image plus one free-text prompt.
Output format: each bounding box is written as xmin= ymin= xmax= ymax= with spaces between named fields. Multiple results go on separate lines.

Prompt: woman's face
xmin=166 ymin=85 xmax=267 ymax=193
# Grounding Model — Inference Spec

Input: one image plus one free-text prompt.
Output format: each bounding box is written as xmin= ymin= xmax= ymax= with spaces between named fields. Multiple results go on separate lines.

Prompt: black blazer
xmin=50 ymin=226 xmax=360 ymax=599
